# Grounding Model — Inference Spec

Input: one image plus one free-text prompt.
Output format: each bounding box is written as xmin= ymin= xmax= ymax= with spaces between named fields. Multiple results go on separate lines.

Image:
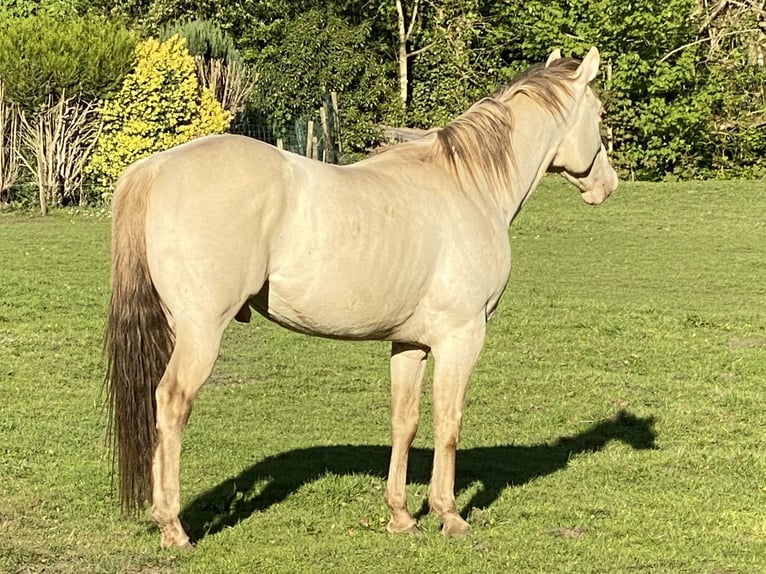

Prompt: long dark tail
xmin=106 ymin=161 xmax=174 ymax=514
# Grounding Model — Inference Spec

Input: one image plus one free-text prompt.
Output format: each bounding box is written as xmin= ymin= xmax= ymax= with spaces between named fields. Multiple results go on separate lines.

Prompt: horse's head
xmin=547 ymin=47 xmax=618 ymax=205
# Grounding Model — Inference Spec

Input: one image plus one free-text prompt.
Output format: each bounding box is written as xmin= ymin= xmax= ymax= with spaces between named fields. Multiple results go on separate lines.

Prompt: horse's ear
xmin=545 ymin=49 xmax=562 ymax=67
xmin=575 ymin=46 xmax=600 ymax=83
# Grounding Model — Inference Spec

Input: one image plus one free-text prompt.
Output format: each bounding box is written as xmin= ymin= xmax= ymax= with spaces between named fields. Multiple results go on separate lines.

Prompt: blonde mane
xmin=431 ymin=57 xmax=582 ymax=196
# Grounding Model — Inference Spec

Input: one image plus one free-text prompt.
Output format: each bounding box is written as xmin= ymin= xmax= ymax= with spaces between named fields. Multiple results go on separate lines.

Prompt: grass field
xmin=1 ymin=177 xmax=765 ymax=573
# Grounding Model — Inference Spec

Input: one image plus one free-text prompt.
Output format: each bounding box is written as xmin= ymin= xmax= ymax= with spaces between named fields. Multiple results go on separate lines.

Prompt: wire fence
xmin=232 ymin=114 xmax=340 ymax=163
xmin=231 ymin=119 xmax=313 ymax=156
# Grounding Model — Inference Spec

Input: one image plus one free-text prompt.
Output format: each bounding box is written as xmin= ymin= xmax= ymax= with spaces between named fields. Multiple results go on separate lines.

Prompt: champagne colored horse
xmin=107 ymin=47 xmax=618 ymax=549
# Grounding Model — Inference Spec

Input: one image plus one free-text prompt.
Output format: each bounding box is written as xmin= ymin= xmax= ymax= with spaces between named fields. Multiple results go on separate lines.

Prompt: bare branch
xmin=406 ymin=0 xmax=420 ymax=41
xmin=194 ymin=56 xmax=257 ymax=120
xmin=698 ymin=0 xmax=730 ymax=36
xmin=19 ymin=94 xmax=101 ymax=213
xmin=659 ymin=28 xmax=760 ymax=63
xmin=726 ymin=0 xmax=766 ymax=15
xmin=407 ymin=41 xmax=436 ymax=59
xmin=0 ymin=80 xmax=22 ymax=205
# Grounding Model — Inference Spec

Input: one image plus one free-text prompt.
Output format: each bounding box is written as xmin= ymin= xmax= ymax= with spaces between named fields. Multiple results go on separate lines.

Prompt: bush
xmin=0 ymin=0 xmax=79 ymax=21
xmin=85 ymin=36 xmax=232 ymax=196
xmin=159 ymin=18 xmax=241 ymax=63
xmin=0 ymin=80 xmax=21 ymax=205
xmin=161 ymin=19 xmax=255 ymax=119
xmin=408 ymin=0 xmax=496 ymax=128
xmin=0 ymin=14 xmax=137 ymax=112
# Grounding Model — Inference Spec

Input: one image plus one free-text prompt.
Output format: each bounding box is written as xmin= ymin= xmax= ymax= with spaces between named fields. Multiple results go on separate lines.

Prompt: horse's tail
xmin=105 ymin=159 xmax=174 ymax=515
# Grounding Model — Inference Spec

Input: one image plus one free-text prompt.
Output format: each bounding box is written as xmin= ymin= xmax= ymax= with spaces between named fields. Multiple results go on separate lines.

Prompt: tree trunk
xmin=395 ymin=0 xmax=421 ymax=108
xmin=396 ymin=0 xmax=409 ymax=106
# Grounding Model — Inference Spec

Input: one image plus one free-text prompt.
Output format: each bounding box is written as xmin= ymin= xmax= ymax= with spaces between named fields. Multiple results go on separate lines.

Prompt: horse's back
xmin=149 ymin=134 xmax=289 ymax=198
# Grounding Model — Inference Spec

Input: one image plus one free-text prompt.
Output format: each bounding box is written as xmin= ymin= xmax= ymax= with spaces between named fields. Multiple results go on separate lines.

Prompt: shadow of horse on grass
xmin=182 ymin=410 xmax=655 ymax=542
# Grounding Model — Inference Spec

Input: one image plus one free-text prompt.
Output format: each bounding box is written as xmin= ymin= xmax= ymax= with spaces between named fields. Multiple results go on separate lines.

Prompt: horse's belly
xmin=254 ymin=274 xmax=424 ymax=341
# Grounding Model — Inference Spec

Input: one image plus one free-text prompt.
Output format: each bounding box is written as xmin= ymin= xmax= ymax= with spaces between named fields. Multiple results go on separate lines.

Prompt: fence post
xmin=331 ymin=91 xmax=341 ymax=158
xmin=604 ymin=60 xmax=614 ymax=155
xmin=305 ymin=120 xmax=314 ymax=158
xmin=319 ymin=104 xmax=334 ymax=163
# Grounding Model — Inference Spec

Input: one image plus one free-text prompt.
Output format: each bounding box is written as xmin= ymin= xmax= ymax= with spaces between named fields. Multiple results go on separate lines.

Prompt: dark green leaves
xmin=0 ymin=14 xmax=137 ymax=111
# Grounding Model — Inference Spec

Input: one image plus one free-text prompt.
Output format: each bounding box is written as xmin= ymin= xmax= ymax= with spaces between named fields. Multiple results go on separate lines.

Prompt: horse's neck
xmin=499 ymin=98 xmax=565 ymax=226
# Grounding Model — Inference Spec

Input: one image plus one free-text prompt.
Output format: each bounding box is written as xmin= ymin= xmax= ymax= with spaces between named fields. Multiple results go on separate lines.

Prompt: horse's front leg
xmin=385 ymin=342 xmax=428 ymax=534
xmin=429 ymin=323 xmax=485 ymax=536
xmin=151 ymin=324 xmax=222 ymax=549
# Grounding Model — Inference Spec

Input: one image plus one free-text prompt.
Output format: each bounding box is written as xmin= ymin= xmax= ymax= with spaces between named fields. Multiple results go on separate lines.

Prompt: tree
xmin=69 ymin=0 xmax=766 ymax=178
xmin=407 ymin=0 xmax=495 ymax=127
xmin=0 ymin=13 xmax=137 ymax=210
xmin=395 ymin=0 xmax=420 ymax=106
xmin=691 ymin=0 xmax=766 ymax=176
xmin=160 ymin=19 xmax=256 ymax=119
xmin=484 ymin=0 xmax=717 ymax=179
xmin=248 ymin=6 xmax=400 ymax=154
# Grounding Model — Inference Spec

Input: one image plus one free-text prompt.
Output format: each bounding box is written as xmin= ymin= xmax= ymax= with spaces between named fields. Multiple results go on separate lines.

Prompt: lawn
xmin=1 ymin=178 xmax=765 ymax=573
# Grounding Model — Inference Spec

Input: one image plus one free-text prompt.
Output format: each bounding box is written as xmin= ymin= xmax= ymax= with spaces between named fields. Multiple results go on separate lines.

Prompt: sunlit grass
xmin=1 ymin=178 xmax=765 ymax=573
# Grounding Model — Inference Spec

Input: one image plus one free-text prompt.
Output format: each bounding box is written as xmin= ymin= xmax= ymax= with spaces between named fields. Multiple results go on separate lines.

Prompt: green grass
xmin=1 ymin=178 xmax=765 ymax=573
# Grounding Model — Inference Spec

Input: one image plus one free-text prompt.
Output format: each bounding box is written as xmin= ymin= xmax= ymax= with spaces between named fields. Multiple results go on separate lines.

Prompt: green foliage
xmin=408 ymin=0 xmax=497 ymax=127
xmin=248 ymin=7 xmax=401 ymax=154
xmin=53 ymin=0 xmax=766 ymax=179
xmin=0 ymin=14 xmax=137 ymax=112
xmin=85 ymin=36 xmax=232 ymax=195
xmin=0 ymin=0 xmax=77 ymax=20
xmin=159 ymin=18 xmax=241 ymax=63
xmin=483 ymin=0 xmax=766 ymax=180
xmin=702 ymin=55 xmax=766 ymax=178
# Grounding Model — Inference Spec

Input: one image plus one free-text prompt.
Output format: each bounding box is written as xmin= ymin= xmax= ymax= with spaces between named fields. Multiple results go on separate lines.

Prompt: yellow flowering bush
xmin=85 ymin=36 xmax=231 ymax=197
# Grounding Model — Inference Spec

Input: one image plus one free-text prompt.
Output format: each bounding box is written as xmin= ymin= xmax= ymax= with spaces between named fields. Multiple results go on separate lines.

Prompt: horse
xmin=106 ymin=47 xmax=618 ymax=549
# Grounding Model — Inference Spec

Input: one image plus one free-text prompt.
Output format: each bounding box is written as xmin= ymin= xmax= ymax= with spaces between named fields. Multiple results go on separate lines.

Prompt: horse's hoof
xmin=386 ymin=518 xmax=420 ymax=535
xmin=160 ymin=540 xmax=194 ymax=552
xmin=441 ymin=516 xmax=471 ymax=538
xmin=159 ymin=529 xmax=193 ymax=550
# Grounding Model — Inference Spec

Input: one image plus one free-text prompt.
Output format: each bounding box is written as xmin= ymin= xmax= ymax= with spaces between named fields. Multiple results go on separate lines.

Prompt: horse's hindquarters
xmin=143 ymin=137 xmax=288 ymax=329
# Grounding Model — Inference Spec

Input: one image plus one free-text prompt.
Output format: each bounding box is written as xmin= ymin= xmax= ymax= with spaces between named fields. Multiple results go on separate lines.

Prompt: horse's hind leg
xmin=385 ymin=342 xmax=428 ymax=534
xmin=151 ymin=320 xmax=224 ymax=549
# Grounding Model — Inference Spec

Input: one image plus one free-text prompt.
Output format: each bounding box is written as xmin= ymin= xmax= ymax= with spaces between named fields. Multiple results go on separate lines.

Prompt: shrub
xmin=408 ymin=0 xmax=495 ymax=128
xmin=0 ymin=14 xmax=137 ymax=112
xmin=19 ymin=95 xmax=100 ymax=213
xmin=0 ymin=80 xmax=21 ymax=205
xmin=483 ymin=0 xmax=766 ymax=180
xmin=85 ymin=36 xmax=232 ymax=196
xmin=0 ymin=0 xmax=79 ymax=21
xmin=161 ymin=19 xmax=255 ymax=119
xmin=159 ymin=18 xmax=241 ymax=63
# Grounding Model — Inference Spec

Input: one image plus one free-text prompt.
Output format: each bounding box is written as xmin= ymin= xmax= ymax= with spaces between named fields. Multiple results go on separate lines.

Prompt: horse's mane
xmin=431 ymin=57 xmax=582 ymax=196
